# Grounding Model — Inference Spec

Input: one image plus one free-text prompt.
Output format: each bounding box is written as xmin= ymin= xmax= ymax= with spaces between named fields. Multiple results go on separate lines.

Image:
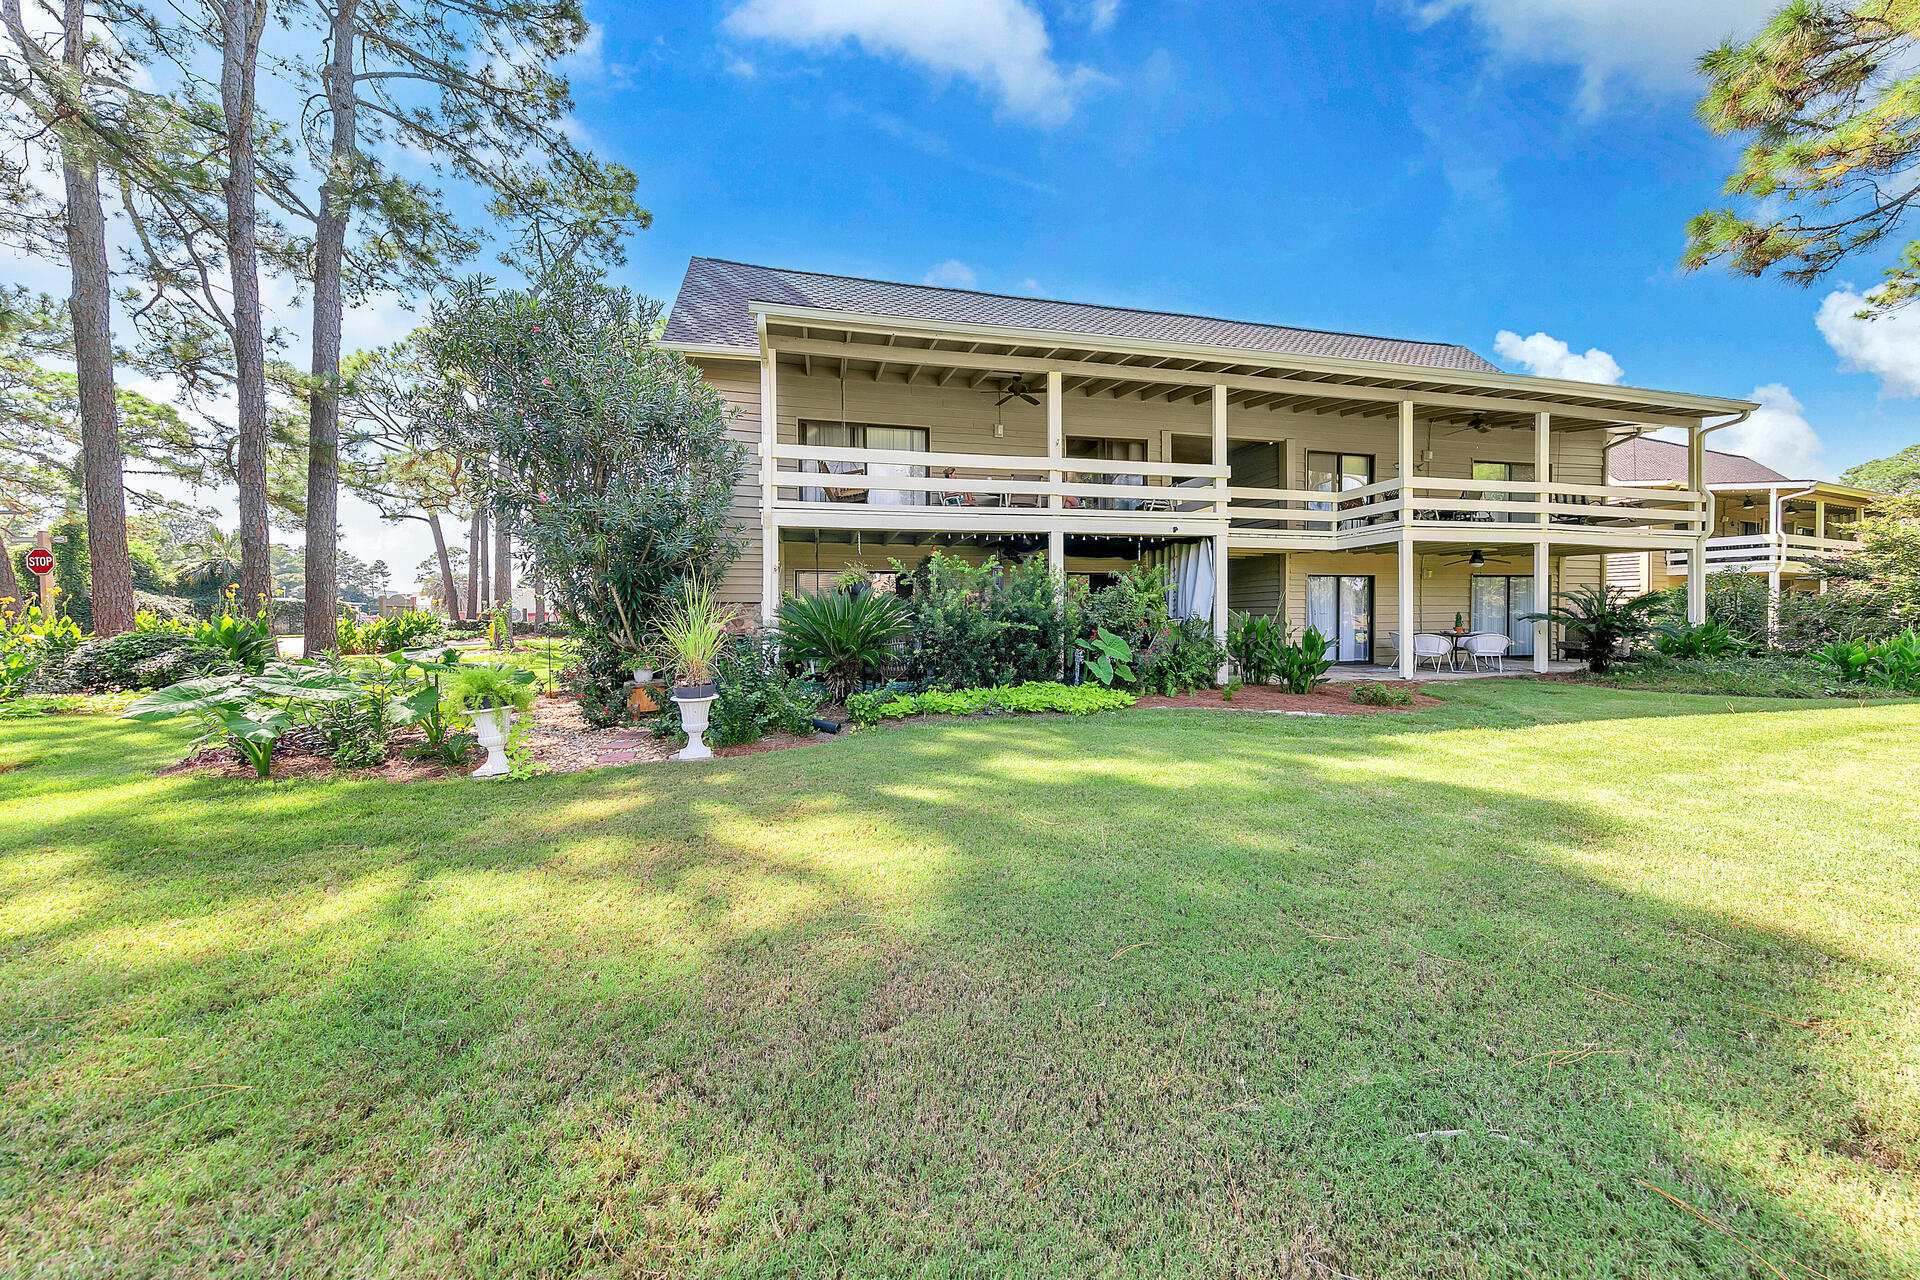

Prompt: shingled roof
xmin=1608 ymin=436 xmax=1793 ymax=486
xmin=662 ymin=257 xmax=1501 ymax=374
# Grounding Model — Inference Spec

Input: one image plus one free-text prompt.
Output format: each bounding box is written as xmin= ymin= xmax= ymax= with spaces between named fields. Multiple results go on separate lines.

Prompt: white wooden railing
xmin=1667 ymin=533 xmax=1859 ymax=574
xmin=768 ymin=443 xmax=1225 ymax=517
xmin=766 ymin=444 xmax=1706 ymax=540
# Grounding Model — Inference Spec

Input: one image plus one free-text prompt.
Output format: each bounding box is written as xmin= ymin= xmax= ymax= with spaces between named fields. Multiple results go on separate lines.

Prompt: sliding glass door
xmin=1306 ymin=574 xmax=1373 ymax=663
xmin=798 ymin=422 xmax=930 ymax=505
xmin=1472 ymin=460 xmax=1536 ymax=524
xmin=1469 ymin=575 xmax=1535 ymax=657
xmin=1307 ymin=451 xmax=1374 ymax=530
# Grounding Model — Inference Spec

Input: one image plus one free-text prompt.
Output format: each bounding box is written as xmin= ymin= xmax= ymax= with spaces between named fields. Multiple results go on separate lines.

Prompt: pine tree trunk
xmin=494 ymin=519 xmax=510 ymax=618
xmin=60 ymin=0 xmax=134 ymax=636
xmin=0 ymin=529 xmax=19 ymax=621
xmin=477 ymin=510 xmax=490 ymax=611
xmin=466 ymin=509 xmax=480 ymax=619
xmin=300 ymin=1 xmax=357 ymax=655
xmin=429 ymin=510 xmax=459 ymax=621
xmin=222 ymin=0 xmax=273 ymax=616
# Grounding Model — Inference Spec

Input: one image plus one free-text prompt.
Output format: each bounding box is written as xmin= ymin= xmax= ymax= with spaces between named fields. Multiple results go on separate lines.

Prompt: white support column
xmin=1211 ymin=385 xmax=1230 ymax=679
xmin=1534 ymin=411 xmax=1551 ymax=527
xmin=1397 ymin=401 xmax=1415 ymax=513
xmin=1397 ymin=534 xmax=1416 ymax=680
xmin=757 ymin=316 xmax=780 ymax=627
xmin=1046 ymin=370 xmax=1064 ymax=510
xmin=1686 ymin=427 xmax=1708 ymax=624
xmin=1398 ymin=401 xmax=1418 ymax=680
xmin=1212 ymin=385 xmax=1230 ymax=521
xmin=1814 ymin=497 xmax=1827 ymax=541
xmin=1532 ymin=541 xmax=1551 ymax=673
xmin=1765 ymin=486 xmax=1783 ymax=645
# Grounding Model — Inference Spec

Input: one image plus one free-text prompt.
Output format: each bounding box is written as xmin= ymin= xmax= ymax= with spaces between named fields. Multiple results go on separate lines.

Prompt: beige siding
xmin=697 ymin=359 xmax=767 ymax=613
xmin=1228 ymin=553 xmax=1285 ymax=614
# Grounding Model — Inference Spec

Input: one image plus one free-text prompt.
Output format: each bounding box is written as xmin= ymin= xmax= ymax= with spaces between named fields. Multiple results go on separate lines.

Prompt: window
xmin=798 ymin=421 xmax=931 ymax=505
xmin=1470 ymin=575 xmax=1536 ymax=657
xmin=1826 ymin=507 xmax=1858 ymax=540
xmin=1740 ymin=521 xmax=1761 ymax=537
xmin=1306 ymin=574 xmax=1372 ymax=662
xmin=792 ymin=569 xmax=902 ymax=596
xmin=1306 ymin=452 xmax=1375 ymax=530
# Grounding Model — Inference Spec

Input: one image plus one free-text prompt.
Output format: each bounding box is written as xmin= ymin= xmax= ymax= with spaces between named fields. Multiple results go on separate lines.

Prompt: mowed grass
xmin=0 ymin=684 xmax=1914 ymax=1278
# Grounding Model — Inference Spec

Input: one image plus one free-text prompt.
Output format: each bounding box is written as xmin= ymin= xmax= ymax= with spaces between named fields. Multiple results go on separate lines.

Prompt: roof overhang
xmin=667 ymin=302 xmax=1756 ymax=432
xmin=1707 ymin=480 xmax=1878 ymax=499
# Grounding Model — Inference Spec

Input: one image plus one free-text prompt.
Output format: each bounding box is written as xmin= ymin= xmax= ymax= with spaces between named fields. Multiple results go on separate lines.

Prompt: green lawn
xmin=1 ymin=684 xmax=1914 ymax=1278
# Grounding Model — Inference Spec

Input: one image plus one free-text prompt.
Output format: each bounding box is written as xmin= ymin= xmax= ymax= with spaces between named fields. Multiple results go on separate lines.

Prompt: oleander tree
xmin=417 ymin=268 xmax=745 ymax=654
xmin=1684 ymin=2 xmax=1920 ymax=315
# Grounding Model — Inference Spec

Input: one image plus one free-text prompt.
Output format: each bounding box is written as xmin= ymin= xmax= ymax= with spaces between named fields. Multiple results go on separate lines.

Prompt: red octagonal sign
xmin=24 ymin=548 xmax=54 ymax=576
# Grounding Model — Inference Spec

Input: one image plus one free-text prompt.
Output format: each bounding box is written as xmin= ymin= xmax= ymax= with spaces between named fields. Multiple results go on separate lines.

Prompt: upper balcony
xmin=1666 ymin=533 xmax=1860 ymax=577
xmin=765 ymin=442 xmax=1706 ymax=546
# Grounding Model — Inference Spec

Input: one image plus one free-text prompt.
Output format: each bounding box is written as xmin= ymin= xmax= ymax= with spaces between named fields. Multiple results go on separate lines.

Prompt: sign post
xmin=29 ymin=530 xmax=54 ymax=619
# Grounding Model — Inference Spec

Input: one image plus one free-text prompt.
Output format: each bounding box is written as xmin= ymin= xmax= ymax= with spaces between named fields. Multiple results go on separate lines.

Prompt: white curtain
xmin=1157 ymin=542 xmax=1214 ymax=623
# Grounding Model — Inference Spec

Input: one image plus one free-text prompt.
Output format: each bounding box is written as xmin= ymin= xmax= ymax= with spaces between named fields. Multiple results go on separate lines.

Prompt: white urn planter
xmin=468 ymin=706 xmax=514 ymax=779
xmin=671 ymin=684 xmax=718 ymax=762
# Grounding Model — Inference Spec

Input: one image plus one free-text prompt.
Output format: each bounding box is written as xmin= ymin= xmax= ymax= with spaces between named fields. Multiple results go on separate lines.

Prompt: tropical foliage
xmin=777 ymin=588 xmax=908 ymax=704
xmin=1525 ymin=586 xmax=1658 ymax=673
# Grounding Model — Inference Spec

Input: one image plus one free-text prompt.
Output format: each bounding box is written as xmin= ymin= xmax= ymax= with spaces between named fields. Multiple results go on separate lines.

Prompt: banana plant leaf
xmin=121 ymin=676 xmax=252 ymax=720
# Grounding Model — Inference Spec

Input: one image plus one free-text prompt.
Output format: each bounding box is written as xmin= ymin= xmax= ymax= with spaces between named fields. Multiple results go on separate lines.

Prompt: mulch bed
xmin=1132 ymin=684 xmax=1441 ymax=715
xmin=157 ymin=694 xmax=838 ymax=782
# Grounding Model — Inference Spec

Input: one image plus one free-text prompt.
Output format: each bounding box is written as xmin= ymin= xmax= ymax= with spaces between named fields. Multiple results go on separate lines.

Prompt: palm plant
xmin=777 ymin=588 xmax=908 ymax=704
xmin=1522 ymin=585 xmax=1658 ymax=673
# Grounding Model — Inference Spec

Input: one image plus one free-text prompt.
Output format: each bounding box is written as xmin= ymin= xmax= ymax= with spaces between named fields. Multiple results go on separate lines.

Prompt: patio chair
xmin=1379 ymin=631 xmax=1401 ymax=667
xmin=1411 ymin=632 xmax=1455 ymax=674
xmin=1463 ymin=632 xmax=1511 ymax=672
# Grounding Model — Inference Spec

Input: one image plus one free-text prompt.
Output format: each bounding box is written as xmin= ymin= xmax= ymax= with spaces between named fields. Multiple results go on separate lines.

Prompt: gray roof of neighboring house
xmin=1608 ymin=436 xmax=1793 ymax=486
xmin=661 ymin=257 xmax=1503 ymax=373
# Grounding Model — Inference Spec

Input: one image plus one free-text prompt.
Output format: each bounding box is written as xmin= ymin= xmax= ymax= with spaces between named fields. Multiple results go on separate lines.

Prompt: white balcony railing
xmin=765 ymin=444 xmax=1706 ymax=541
xmin=1667 ymin=533 xmax=1859 ymax=574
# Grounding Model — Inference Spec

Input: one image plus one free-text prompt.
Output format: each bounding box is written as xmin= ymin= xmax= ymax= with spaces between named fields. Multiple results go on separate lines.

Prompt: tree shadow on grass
xmin=0 ymin=711 xmax=1913 ymax=1277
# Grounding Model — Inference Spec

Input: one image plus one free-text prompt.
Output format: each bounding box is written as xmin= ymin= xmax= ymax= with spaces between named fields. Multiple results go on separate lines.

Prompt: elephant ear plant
xmin=121 ymin=662 xmax=362 ymax=778
xmin=384 ymin=646 xmax=478 ymax=764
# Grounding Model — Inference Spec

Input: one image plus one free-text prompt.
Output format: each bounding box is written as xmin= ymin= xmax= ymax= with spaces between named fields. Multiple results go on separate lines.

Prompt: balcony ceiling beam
xmin=767 ymin=335 xmax=1704 ymax=429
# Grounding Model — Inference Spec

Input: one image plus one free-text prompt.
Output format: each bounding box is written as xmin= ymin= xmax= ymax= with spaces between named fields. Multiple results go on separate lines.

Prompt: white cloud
xmin=1815 ymin=287 xmax=1920 ymax=398
xmin=1414 ymin=1 xmax=1772 ymax=112
xmin=1492 ymin=329 xmax=1625 ymax=384
xmin=722 ymin=0 xmax=1106 ymax=126
xmin=923 ymin=259 xmax=978 ymax=288
xmin=1717 ymin=383 xmax=1827 ymax=479
xmin=1085 ymin=0 xmax=1121 ymax=33
xmin=1019 ymin=277 xmax=1043 ymax=293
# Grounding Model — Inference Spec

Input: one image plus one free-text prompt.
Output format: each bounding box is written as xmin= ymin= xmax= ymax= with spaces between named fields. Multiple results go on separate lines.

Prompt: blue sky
xmin=568 ymin=0 xmax=1918 ymax=487
xmin=24 ymin=0 xmax=1918 ymax=580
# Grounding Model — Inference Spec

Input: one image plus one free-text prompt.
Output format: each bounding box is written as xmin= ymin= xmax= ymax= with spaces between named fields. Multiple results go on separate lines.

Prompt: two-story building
xmin=1602 ymin=436 xmax=1875 ymax=606
xmin=661 ymin=258 xmax=1754 ymax=678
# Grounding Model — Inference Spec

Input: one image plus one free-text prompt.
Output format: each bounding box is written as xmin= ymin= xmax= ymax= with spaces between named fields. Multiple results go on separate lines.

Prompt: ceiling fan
xmin=1430 ymin=549 xmax=1494 ymax=566
xmin=992 ymin=376 xmax=1042 ymax=407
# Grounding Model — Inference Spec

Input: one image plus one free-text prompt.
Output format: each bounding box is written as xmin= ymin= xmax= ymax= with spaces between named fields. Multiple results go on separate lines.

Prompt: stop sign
xmin=24 ymin=548 xmax=53 ymax=576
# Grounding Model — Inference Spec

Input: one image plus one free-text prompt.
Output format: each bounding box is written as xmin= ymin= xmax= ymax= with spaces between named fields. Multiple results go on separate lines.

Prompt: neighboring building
xmin=1602 ymin=437 xmax=1876 ymax=602
xmin=661 ymin=257 xmax=1753 ymax=676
